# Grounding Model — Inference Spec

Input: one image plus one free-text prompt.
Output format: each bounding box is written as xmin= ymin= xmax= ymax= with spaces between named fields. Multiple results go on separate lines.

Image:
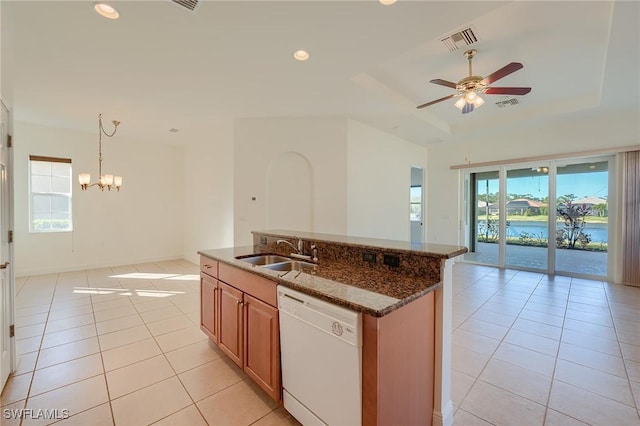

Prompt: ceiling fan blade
xmin=484 ymin=87 xmax=532 ymax=95
xmin=429 ymin=79 xmax=458 ymax=89
xmin=480 ymin=62 xmax=523 ymax=86
xmin=417 ymin=94 xmax=457 ymax=109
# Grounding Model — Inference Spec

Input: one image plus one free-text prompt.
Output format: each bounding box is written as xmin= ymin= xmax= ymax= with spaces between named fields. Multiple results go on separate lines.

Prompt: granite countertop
xmin=198 ymin=243 xmax=454 ymax=317
xmin=253 ymin=229 xmax=468 ymax=259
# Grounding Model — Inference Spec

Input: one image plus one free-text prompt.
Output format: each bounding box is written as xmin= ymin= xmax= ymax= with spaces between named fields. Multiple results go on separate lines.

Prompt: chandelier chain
xmin=78 ymin=113 xmax=122 ymax=191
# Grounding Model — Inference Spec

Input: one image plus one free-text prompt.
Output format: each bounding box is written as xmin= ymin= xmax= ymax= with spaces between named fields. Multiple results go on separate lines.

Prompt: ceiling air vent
xmin=172 ymin=0 xmax=198 ymax=11
xmin=495 ymin=98 xmax=520 ymax=108
xmin=440 ymin=26 xmax=479 ymax=52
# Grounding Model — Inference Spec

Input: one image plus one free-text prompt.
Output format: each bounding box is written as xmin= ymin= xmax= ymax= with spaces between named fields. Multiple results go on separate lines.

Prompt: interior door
xmin=0 ymin=102 xmax=12 ymax=390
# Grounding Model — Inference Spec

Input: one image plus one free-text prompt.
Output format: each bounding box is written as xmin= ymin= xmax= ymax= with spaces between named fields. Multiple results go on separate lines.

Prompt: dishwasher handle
xmin=282 ymin=293 xmax=305 ymax=304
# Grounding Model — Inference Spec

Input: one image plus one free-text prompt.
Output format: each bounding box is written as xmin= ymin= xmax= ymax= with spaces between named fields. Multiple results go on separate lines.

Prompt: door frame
xmin=0 ymin=98 xmax=16 ymax=391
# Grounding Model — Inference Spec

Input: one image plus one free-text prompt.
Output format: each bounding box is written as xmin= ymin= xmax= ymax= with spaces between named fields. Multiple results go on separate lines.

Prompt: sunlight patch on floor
xmin=73 ymin=286 xmax=186 ymax=298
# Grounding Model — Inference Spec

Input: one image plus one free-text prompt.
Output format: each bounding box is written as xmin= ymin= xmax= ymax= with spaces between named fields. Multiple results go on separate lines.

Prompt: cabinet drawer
xmin=219 ymin=263 xmax=277 ymax=307
xmin=200 ymin=256 xmax=218 ymax=278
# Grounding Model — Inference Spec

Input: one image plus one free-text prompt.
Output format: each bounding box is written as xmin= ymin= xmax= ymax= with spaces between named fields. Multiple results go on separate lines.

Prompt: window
xmin=29 ymin=155 xmax=72 ymax=232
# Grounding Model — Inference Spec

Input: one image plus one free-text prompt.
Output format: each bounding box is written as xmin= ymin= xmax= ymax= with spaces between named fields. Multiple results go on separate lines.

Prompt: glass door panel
xmin=465 ymin=170 xmax=500 ymax=265
xmin=555 ymin=160 xmax=608 ymax=276
xmin=505 ymin=166 xmax=550 ymax=270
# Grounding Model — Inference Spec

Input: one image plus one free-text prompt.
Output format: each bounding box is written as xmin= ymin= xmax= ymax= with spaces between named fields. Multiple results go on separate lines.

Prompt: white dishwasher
xmin=277 ymin=286 xmax=362 ymax=426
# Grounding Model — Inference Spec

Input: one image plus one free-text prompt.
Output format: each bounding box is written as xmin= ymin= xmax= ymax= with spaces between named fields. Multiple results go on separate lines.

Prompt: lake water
xmin=504 ymin=221 xmax=608 ymax=243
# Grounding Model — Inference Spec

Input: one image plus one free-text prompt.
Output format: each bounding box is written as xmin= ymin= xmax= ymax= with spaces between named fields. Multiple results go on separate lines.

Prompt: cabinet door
xmin=200 ymin=273 xmax=218 ymax=344
xmin=218 ymin=281 xmax=244 ymax=368
xmin=244 ymin=294 xmax=281 ymax=402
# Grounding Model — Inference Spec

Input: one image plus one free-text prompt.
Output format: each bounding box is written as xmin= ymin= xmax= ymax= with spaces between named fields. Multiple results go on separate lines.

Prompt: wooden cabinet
xmin=200 ymin=258 xmax=219 ymax=343
xmin=200 ymin=273 xmax=218 ymax=343
xmin=362 ymin=291 xmax=435 ymax=426
xmin=218 ymin=281 xmax=244 ymax=367
xmin=200 ymin=256 xmax=281 ymax=403
xmin=244 ymin=294 xmax=281 ymax=402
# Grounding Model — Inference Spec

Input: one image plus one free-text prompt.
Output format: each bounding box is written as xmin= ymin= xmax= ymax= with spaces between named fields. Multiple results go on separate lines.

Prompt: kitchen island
xmin=198 ymin=230 xmax=466 ymax=426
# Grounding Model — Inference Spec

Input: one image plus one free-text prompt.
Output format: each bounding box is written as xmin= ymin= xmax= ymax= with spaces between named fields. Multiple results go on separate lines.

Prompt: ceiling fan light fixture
xmin=417 ymin=49 xmax=531 ymax=114
xmin=472 ymin=96 xmax=485 ymax=107
xmin=94 ymin=2 xmax=119 ymax=19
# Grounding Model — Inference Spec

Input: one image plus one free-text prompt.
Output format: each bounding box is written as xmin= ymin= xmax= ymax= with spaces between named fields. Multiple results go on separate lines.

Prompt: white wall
xmin=1 ymin=0 xmax=15 ymax=107
xmin=14 ymin=121 xmax=184 ymax=276
xmin=426 ymin=111 xmax=640 ymax=246
xmin=267 ymin=152 xmax=313 ymax=232
xmin=233 ymin=117 xmax=348 ymax=246
xmin=347 ymin=119 xmax=427 ymax=241
xmin=182 ymin=120 xmax=235 ymax=264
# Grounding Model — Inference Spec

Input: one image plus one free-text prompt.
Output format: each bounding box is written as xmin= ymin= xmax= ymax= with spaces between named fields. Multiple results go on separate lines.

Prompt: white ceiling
xmin=3 ymin=1 xmax=639 ymax=147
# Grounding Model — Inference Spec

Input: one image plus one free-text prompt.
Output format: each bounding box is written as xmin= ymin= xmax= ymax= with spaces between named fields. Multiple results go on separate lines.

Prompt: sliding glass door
xmin=505 ymin=166 xmax=550 ymax=270
xmin=464 ymin=157 xmax=611 ymax=278
xmin=555 ymin=160 xmax=609 ymax=276
xmin=465 ymin=171 xmax=499 ymax=265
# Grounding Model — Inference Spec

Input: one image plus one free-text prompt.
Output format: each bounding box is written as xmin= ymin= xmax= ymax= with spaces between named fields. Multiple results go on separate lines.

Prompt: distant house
xmin=573 ymin=196 xmax=607 ymax=207
xmin=477 ymin=201 xmax=499 ymax=215
xmin=506 ymin=199 xmax=546 ymax=215
xmin=572 ymin=196 xmax=608 ymax=216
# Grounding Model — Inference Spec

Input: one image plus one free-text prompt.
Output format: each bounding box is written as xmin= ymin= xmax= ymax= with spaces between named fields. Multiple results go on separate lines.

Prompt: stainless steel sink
xmin=263 ymin=261 xmax=317 ymax=273
xmin=236 ymin=254 xmax=291 ymax=265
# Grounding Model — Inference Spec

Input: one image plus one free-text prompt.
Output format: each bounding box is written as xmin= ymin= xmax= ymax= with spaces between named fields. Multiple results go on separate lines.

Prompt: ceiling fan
xmin=417 ymin=49 xmax=531 ymax=114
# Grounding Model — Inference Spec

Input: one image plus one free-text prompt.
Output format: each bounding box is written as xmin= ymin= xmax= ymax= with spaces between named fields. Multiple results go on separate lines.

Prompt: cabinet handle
xmin=237 ymin=300 xmax=244 ymax=306
xmin=0 ymin=262 xmax=8 ymax=269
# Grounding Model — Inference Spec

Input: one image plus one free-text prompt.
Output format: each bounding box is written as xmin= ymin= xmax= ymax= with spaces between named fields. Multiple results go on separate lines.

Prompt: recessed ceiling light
xmin=379 ymin=0 xmax=398 ymax=5
xmin=94 ymin=2 xmax=120 ymax=19
xmin=293 ymin=50 xmax=310 ymax=61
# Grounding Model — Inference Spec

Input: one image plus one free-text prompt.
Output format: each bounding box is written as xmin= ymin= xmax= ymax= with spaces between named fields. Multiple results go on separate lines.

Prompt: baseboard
xmin=433 ymin=400 xmax=454 ymax=426
xmin=16 ymin=254 xmax=190 ymax=277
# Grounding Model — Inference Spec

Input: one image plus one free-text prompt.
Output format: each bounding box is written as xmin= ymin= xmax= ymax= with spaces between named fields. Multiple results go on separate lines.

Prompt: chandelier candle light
xmin=78 ymin=114 xmax=123 ymax=191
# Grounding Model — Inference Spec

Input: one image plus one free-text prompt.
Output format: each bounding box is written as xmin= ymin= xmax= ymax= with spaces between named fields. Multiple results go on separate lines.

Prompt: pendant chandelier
xmin=78 ymin=114 xmax=122 ymax=191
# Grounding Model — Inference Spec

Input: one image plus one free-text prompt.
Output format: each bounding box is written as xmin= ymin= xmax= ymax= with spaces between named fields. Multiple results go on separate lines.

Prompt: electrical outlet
xmin=383 ymin=254 xmax=400 ymax=267
xmin=260 ymin=236 xmax=267 ymax=245
xmin=362 ymin=252 xmax=376 ymax=263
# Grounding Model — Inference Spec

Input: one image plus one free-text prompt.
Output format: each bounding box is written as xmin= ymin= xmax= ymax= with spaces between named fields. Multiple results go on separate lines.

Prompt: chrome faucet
xmin=277 ymin=238 xmax=303 ymax=254
xmin=277 ymin=238 xmax=317 ymax=263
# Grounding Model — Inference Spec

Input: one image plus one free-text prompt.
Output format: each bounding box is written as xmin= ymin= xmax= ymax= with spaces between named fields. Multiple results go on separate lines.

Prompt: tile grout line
xmin=124 ymin=261 xmax=208 ymax=425
xmin=542 ymin=278 xmax=639 ymax=424
xmin=453 ymin=268 xmax=539 ymax=421
xmin=19 ymin=272 xmax=61 ymax=426
xmin=86 ymin=267 xmax=117 ymax=426
xmin=462 ymin=272 xmax=554 ymax=422
xmin=540 ymin=276 xmax=572 ymax=425
xmin=603 ymin=282 xmax=640 ymax=416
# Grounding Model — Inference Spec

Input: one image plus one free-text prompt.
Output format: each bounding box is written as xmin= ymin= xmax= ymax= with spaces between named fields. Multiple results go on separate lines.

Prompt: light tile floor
xmin=2 ymin=260 xmax=299 ymax=426
xmin=1 ymin=260 xmax=639 ymax=425
xmin=452 ymin=263 xmax=640 ymax=426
